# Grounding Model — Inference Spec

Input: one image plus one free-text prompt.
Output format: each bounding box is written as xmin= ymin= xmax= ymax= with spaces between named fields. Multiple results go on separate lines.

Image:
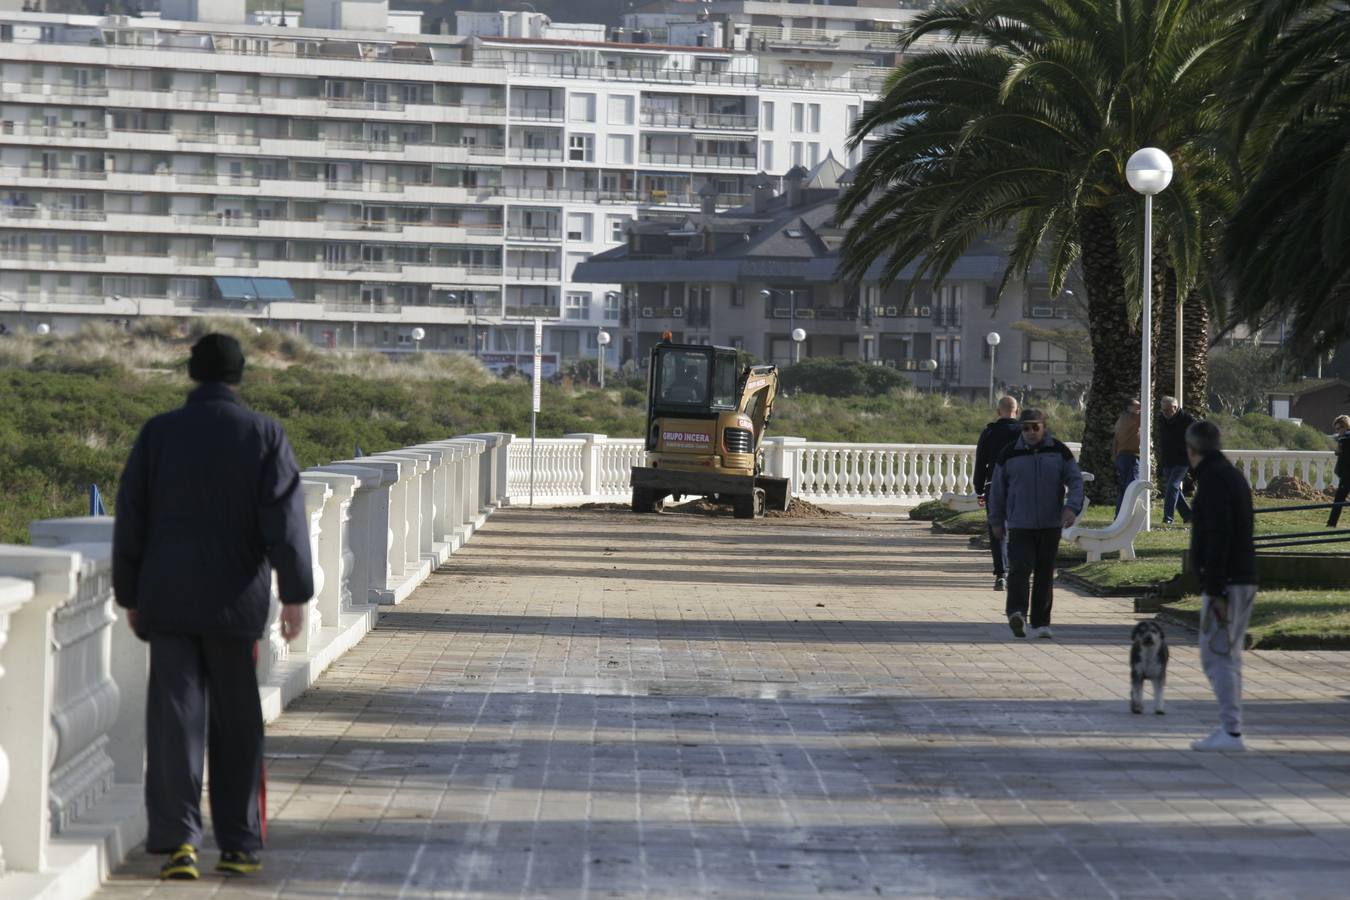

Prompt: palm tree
xmin=1221 ymin=0 xmax=1350 ymax=360
xmin=838 ymin=0 xmax=1240 ymax=500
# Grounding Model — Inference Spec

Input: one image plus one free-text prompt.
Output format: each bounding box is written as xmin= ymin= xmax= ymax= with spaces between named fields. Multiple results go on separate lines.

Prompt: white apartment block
xmin=0 ymin=0 xmax=880 ymax=373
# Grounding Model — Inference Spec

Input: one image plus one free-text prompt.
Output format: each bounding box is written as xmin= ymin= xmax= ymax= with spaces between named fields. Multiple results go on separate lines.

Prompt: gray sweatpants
xmin=1199 ymin=584 xmax=1257 ymax=735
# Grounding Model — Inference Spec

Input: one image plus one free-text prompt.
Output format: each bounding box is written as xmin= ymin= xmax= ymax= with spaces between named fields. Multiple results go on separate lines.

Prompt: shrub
xmin=779 ymin=357 xmax=911 ymax=397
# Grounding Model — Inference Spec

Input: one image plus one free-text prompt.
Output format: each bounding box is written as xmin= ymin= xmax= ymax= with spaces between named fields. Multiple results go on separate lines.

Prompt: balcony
xmin=639 ymin=109 xmax=757 ymax=130
xmin=639 ymin=305 xmax=685 ymax=319
xmin=46 ymin=82 xmax=109 ymax=98
xmin=506 ymin=226 xmax=562 ymax=242
xmin=175 ymin=172 xmax=260 ymax=187
xmin=325 ymin=96 xmax=406 ymax=112
xmin=491 ymin=185 xmax=600 ymax=202
xmin=1024 ymin=304 xmax=1075 ymax=320
xmin=0 ymin=206 xmax=106 ymax=224
xmin=1021 ymin=360 xmax=1088 ymax=376
xmin=934 ymin=307 xmax=963 ymax=328
xmin=0 ymin=250 xmax=106 ymax=265
xmin=505 ymin=265 xmax=561 ymax=281
xmin=504 ymin=304 xmax=561 ymax=319
xmin=323 ymin=300 xmax=404 ymax=315
xmin=509 ymin=106 xmax=564 ymax=122
xmin=0 ymin=123 xmax=109 ymax=141
xmin=173 ymin=212 xmax=259 ymax=228
xmin=507 ymin=146 xmax=564 ymax=162
xmin=5 ymin=164 xmax=106 ymax=181
xmin=639 ymin=151 xmax=757 ymax=170
xmin=175 ymin=131 xmax=260 ymax=146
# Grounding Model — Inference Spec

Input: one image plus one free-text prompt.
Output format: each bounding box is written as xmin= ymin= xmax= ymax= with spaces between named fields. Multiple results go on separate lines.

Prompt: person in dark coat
xmin=986 ymin=409 xmax=1084 ymax=640
xmin=1185 ymin=420 xmax=1257 ymax=752
xmin=1156 ymin=396 xmax=1197 ymax=525
xmin=973 ymin=395 xmax=1021 ymax=590
xmin=1327 ymin=415 xmax=1350 ymax=527
xmin=113 ymin=333 xmax=314 ymax=879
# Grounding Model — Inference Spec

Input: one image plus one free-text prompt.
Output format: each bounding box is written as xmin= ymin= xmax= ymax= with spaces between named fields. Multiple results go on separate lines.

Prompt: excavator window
xmin=656 ymin=349 xmax=711 ymax=405
xmin=712 ymin=352 xmax=738 ymax=407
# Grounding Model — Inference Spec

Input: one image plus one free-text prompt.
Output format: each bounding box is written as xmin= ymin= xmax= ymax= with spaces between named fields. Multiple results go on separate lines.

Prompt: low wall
xmin=0 ymin=432 xmax=512 ymax=899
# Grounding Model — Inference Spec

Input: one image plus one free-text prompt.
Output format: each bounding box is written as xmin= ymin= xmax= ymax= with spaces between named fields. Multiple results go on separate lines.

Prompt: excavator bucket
xmin=758 ymin=476 xmax=790 ymax=512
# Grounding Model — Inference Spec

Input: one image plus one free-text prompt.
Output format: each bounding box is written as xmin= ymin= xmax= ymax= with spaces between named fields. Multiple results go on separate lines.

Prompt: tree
xmin=1206 ymin=344 xmax=1282 ymax=416
xmin=838 ymin=0 xmax=1241 ymax=500
xmin=1221 ymin=0 xmax=1350 ymax=362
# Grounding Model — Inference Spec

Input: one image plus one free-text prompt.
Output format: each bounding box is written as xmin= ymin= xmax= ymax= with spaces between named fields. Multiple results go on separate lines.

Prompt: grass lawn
xmin=1161 ymin=590 xmax=1350 ymax=650
xmin=944 ymin=497 xmax=1343 ymax=592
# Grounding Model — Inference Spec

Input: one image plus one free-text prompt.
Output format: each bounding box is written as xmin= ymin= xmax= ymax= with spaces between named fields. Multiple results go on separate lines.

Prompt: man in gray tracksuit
xmin=986 ymin=408 xmax=1084 ymax=639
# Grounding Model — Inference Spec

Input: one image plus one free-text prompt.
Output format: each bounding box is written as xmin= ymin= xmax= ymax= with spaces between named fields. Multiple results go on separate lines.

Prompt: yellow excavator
xmin=630 ymin=341 xmax=791 ymax=518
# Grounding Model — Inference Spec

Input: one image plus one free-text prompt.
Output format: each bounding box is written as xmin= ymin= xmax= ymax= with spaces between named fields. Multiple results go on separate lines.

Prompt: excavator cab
xmin=631 ymin=342 xmax=790 ymax=518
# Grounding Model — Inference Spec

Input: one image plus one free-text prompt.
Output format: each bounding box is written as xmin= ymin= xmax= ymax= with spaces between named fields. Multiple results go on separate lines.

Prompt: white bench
xmin=1063 ymin=479 xmax=1152 ymax=561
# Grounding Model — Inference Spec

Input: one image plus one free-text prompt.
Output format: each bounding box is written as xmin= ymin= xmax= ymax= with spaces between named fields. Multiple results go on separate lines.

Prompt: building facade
xmin=576 ymin=156 xmax=1088 ymax=399
xmin=0 ymin=1 xmax=879 ymax=372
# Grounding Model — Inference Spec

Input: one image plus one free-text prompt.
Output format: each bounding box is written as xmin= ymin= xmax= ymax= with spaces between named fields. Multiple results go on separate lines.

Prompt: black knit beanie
xmin=188 ymin=333 xmax=246 ymax=385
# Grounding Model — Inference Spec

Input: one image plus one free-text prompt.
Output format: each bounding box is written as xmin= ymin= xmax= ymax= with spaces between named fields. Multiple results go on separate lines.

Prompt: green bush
xmin=779 ymin=357 xmax=911 ymax=397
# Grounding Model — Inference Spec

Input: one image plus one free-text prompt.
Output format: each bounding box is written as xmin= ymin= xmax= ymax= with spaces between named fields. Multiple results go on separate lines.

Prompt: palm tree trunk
xmin=1182 ymin=287 xmax=1209 ymax=415
xmin=1154 ymin=266 xmax=1179 ymax=411
xmin=1077 ymin=207 xmax=1140 ymax=504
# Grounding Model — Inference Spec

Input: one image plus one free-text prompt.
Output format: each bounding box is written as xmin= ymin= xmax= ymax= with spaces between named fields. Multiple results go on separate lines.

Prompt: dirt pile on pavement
xmin=764 ymin=499 xmax=846 ymax=519
xmin=1257 ymin=475 xmax=1326 ymax=501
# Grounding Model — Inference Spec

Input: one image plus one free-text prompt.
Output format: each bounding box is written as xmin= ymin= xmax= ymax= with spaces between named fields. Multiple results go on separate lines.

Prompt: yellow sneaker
xmin=216 ymin=850 xmax=263 ymax=875
xmin=159 ymin=844 xmax=199 ymax=880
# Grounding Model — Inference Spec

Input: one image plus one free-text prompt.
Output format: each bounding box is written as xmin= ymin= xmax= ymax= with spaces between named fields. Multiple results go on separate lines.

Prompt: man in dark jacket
xmin=973 ymin=395 xmax=1021 ymax=590
xmin=1185 ymin=420 xmax=1256 ymax=752
xmin=1156 ymin=396 xmax=1196 ymax=524
xmin=1327 ymin=415 xmax=1349 ymax=527
xmin=987 ymin=409 xmax=1084 ymax=639
xmin=113 ymin=333 xmax=314 ymax=879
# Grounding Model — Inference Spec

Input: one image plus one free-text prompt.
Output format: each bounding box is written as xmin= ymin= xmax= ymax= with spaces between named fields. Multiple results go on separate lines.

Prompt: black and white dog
xmin=1130 ymin=620 xmax=1169 ymax=715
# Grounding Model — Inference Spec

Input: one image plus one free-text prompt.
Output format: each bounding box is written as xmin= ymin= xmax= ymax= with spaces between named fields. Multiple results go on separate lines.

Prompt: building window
xmin=607 ymin=94 xmax=634 ymax=124
xmin=730 ymin=336 xmax=743 ymax=350
xmin=791 ymin=142 xmax=804 ymax=166
xmin=791 ymin=102 xmax=804 ymax=131
xmin=608 ymin=215 xmax=629 ymax=242
xmin=761 ymin=101 xmax=775 ymax=130
xmin=730 ymin=286 xmax=743 ymax=307
xmin=604 ymin=293 xmax=621 ymax=319
xmin=808 ymin=142 xmax=820 ymax=166
xmin=808 ymin=104 xmax=821 ymax=132
xmin=569 ymin=134 xmax=594 ymax=162
xmin=984 ymin=284 xmax=998 ymax=307
xmin=565 ymin=292 xmax=591 ymax=320
xmin=568 ymin=92 xmax=596 ymax=123
xmin=762 ymin=141 xmax=774 ymax=171
xmin=566 ymin=213 xmax=591 ymax=242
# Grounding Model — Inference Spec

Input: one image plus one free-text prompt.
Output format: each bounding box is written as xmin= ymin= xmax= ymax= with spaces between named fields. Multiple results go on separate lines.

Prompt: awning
xmin=212 ymin=277 xmax=295 ymax=301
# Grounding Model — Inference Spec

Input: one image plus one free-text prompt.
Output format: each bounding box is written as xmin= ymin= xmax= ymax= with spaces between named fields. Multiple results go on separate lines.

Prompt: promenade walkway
xmin=96 ymin=508 xmax=1350 ymax=898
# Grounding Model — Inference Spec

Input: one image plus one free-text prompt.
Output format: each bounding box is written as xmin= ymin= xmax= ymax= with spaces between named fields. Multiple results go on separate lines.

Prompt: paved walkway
xmin=98 ymin=509 xmax=1350 ymax=898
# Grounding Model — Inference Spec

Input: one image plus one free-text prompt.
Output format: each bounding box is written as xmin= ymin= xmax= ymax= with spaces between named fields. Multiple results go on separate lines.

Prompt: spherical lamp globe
xmin=411 ymin=327 xmax=426 ymax=342
xmin=597 ymin=330 xmax=611 ymax=346
xmin=986 ymin=332 xmax=1001 ymax=347
xmin=791 ymin=327 xmax=806 ymax=343
xmin=1126 ymin=147 xmax=1174 ymax=195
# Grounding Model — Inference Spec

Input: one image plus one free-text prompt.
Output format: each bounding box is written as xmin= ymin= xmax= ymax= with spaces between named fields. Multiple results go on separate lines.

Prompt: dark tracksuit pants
xmin=1328 ymin=479 xmax=1349 ymax=527
xmin=987 ymin=524 xmax=1008 ymax=577
xmin=1006 ymin=528 xmax=1061 ymax=628
xmin=146 ymin=634 xmax=264 ymax=853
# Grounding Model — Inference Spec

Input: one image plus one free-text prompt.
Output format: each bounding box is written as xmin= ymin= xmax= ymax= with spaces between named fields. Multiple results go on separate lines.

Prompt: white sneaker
xmin=1191 ymin=729 xmax=1246 ymax=752
xmin=1031 ymin=626 xmax=1054 ymax=639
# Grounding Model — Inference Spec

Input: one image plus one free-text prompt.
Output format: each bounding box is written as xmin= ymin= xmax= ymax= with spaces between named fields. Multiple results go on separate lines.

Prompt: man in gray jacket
xmin=987 ymin=408 xmax=1084 ymax=639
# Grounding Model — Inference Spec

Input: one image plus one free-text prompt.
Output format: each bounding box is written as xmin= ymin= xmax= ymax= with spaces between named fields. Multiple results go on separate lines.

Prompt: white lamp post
xmin=1126 ymin=147 xmax=1174 ymax=532
xmin=597 ymin=329 xmax=611 ymax=388
xmin=791 ymin=326 xmax=806 ymax=364
xmin=411 ymin=326 xmax=425 ymax=353
xmin=36 ymin=322 xmax=50 ymax=336
xmin=985 ymin=331 xmax=1001 ymax=405
xmin=922 ymin=357 xmax=938 ymax=393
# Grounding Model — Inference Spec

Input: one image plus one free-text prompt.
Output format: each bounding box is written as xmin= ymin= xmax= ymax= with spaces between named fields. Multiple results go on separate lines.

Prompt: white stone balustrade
xmin=0 ymin=432 xmax=497 ymax=897
xmin=1226 ymin=449 xmax=1336 ymax=491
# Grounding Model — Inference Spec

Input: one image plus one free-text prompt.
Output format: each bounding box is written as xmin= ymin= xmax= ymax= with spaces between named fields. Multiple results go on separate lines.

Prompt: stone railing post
xmin=0 ymin=545 xmax=81 ymax=873
xmin=312 ymin=463 xmax=388 ymax=607
xmin=564 ymin=433 xmax=607 ymax=500
xmin=302 ymin=471 xmax=362 ymax=623
xmin=372 ymin=451 xmax=430 ymax=573
xmin=294 ymin=480 xmax=332 ymax=654
xmin=324 ymin=459 xmax=406 ymax=603
xmin=0 ymin=574 xmax=36 ymax=876
xmin=762 ymin=437 xmax=807 ymax=500
xmin=30 ymin=518 xmax=148 ymax=790
xmin=464 ymin=432 xmax=511 ymax=509
xmin=445 ymin=437 xmax=487 ymax=528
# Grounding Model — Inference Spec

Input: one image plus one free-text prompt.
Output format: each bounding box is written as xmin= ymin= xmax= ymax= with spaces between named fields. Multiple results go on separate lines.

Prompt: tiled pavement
xmin=97 ymin=508 xmax=1350 ymax=898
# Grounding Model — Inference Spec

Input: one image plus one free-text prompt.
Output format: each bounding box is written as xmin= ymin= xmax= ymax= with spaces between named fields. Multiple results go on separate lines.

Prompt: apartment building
xmin=575 ymin=156 xmax=1088 ymax=398
xmin=0 ymin=0 xmax=879 ymax=373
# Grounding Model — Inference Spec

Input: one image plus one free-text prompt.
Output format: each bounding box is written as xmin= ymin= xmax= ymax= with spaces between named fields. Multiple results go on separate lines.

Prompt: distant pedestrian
xmin=973 ymin=395 xmax=1021 ymax=591
xmin=113 ymin=334 xmax=314 ymax=879
xmin=1112 ymin=398 xmax=1141 ymax=515
xmin=1328 ymin=415 xmax=1350 ymax=527
xmin=987 ymin=408 xmax=1085 ymax=639
xmin=1157 ymin=396 xmax=1196 ymax=525
xmin=1185 ymin=419 xmax=1256 ymax=752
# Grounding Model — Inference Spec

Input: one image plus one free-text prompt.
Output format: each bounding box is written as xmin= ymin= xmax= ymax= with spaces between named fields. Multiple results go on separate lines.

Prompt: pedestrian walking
xmin=973 ymin=395 xmax=1021 ymax=591
xmin=1157 ymin=396 xmax=1196 ymax=525
xmin=1327 ymin=415 xmax=1350 ymax=527
xmin=1112 ymin=399 xmax=1141 ymax=515
xmin=113 ymin=333 xmax=314 ymax=880
xmin=1185 ymin=419 xmax=1257 ymax=752
xmin=987 ymin=409 xmax=1085 ymax=639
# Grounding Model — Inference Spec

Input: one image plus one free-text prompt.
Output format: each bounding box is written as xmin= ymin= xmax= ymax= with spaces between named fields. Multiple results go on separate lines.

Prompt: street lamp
xmin=922 ymin=357 xmax=939 ymax=393
xmin=791 ymin=327 xmax=806 ymax=364
xmin=597 ymin=329 xmax=611 ymax=388
xmin=36 ymin=322 xmax=51 ymax=335
xmin=1126 ymin=146 xmax=1174 ymax=532
xmin=985 ymin=331 xmax=1001 ymax=405
xmin=411 ymin=326 xmax=426 ymax=353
